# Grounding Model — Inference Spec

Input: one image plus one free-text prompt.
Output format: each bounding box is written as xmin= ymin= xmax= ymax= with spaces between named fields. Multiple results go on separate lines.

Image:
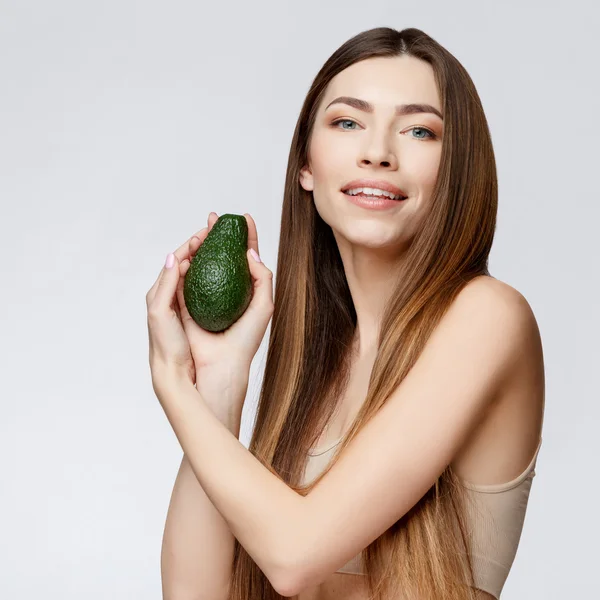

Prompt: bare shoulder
xmin=459 ymin=274 xmax=543 ymax=372
xmin=438 ymin=274 xmax=542 ymax=388
xmin=450 ymin=275 xmax=545 ymax=485
xmin=456 ymin=275 xmax=539 ymax=325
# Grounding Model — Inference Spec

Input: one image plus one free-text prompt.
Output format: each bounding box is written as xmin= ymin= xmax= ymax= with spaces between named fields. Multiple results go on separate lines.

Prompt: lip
xmin=341 ymin=178 xmax=407 ymax=198
xmin=344 ymin=192 xmax=405 ymax=211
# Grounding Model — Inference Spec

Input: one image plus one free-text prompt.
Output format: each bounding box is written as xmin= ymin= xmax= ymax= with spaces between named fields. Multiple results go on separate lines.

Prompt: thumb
xmin=247 ymin=248 xmax=274 ymax=316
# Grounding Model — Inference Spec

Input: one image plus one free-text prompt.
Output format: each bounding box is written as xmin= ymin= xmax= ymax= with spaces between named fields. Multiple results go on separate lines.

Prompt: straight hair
xmin=229 ymin=26 xmax=497 ymax=599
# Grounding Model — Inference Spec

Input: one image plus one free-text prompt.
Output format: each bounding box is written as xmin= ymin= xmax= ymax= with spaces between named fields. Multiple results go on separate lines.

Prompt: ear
xmin=299 ymin=165 xmax=314 ymax=192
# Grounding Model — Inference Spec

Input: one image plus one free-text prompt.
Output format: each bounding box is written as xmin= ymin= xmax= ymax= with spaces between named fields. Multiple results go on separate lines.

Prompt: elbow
xmin=269 ymin=500 xmax=314 ymax=597
xmin=269 ymin=553 xmax=308 ymax=598
xmin=271 ymin=570 xmax=303 ymax=598
xmin=268 ymin=559 xmax=298 ymax=598
xmin=270 ymin=555 xmax=311 ymax=598
xmin=272 ymin=581 xmax=297 ymax=598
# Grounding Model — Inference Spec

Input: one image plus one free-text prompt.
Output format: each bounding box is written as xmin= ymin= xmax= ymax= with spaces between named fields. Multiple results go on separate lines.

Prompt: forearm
xmin=157 ymin=378 xmax=305 ymax=595
xmin=161 ymin=454 xmax=236 ymax=600
xmin=161 ymin=377 xmax=245 ymax=600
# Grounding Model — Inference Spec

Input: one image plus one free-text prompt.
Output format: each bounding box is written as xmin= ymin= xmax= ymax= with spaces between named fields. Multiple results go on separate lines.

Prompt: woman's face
xmin=300 ymin=55 xmax=444 ymax=255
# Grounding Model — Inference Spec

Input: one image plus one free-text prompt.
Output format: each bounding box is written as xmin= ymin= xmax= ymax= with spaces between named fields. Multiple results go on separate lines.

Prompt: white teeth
xmin=345 ymin=186 xmax=405 ymax=200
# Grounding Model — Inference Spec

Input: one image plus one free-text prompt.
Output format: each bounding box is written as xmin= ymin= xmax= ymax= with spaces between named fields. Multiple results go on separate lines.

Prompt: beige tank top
xmin=301 ymin=436 xmax=542 ymax=599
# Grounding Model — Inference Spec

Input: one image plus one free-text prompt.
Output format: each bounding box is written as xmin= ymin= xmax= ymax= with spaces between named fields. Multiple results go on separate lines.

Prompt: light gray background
xmin=1 ymin=1 xmax=598 ymax=597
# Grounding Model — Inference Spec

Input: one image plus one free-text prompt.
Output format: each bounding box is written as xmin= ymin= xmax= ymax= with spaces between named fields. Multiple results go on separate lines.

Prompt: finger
xmin=187 ymin=227 xmax=208 ymax=266
xmin=176 ymin=260 xmax=195 ymax=327
xmin=173 ymin=262 xmax=189 ymax=323
xmin=175 ymin=212 xmax=219 ymax=262
xmin=173 ymin=293 xmax=183 ymax=322
xmin=173 ymin=233 xmax=199 ymax=262
xmin=149 ymin=253 xmax=181 ymax=316
xmin=146 ymin=212 xmax=221 ymax=307
xmin=245 ymin=248 xmax=274 ymax=318
xmin=244 ymin=213 xmax=260 ymax=257
xmin=187 ymin=212 xmax=218 ymax=263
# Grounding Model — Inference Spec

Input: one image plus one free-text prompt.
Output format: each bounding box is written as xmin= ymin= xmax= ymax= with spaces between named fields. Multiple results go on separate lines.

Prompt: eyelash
xmin=330 ymin=118 xmax=437 ymax=140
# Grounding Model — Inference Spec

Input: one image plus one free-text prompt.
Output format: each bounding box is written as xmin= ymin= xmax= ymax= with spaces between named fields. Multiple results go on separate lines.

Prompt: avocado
xmin=183 ymin=214 xmax=253 ymax=332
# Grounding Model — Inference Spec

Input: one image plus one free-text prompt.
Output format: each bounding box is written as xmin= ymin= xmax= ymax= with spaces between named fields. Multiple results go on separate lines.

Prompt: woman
xmin=147 ymin=26 xmax=545 ymax=600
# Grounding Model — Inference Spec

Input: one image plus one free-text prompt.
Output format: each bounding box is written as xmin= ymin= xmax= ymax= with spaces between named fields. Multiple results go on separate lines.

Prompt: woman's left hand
xmin=146 ymin=251 xmax=195 ymax=395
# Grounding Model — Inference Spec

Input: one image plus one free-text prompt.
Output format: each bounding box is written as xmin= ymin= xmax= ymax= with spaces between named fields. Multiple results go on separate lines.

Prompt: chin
xmin=333 ymin=220 xmax=406 ymax=250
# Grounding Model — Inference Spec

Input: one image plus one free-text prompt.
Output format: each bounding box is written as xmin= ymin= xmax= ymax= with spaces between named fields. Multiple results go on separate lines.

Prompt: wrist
xmin=152 ymin=365 xmax=195 ymax=402
xmin=195 ymin=389 xmax=244 ymax=437
xmin=195 ymin=363 xmax=250 ymax=398
xmin=194 ymin=364 xmax=249 ymax=435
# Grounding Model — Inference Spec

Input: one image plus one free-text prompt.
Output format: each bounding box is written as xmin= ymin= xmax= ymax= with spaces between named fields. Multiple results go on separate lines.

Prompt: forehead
xmin=321 ymin=55 xmax=440 ymax=112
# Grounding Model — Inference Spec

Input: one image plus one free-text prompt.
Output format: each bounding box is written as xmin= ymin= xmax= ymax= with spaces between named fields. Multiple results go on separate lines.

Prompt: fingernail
xmin=249 ymin=248 xmax=261 ymax=263
xmin=165 ymin=253 xmax=175 ymax=268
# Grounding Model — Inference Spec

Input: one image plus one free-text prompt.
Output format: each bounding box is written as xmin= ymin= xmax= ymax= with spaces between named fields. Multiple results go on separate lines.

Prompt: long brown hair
xmin=229 ymin=26 xmax=497 ymax=600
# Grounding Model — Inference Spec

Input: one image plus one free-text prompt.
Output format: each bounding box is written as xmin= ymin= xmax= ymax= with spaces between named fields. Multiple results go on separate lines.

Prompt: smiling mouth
xmin=342 ymin=191 xmax=408 ymax=201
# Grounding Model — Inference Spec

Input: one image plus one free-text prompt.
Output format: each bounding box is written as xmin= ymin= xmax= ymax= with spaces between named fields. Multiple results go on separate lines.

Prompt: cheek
xmin=416 ymin=152 xmax=442 ymax=191
xmin=398 ymin=150 xmax=441 ymax=205
xmin=308 ymin=131 xmax=351 ymax=185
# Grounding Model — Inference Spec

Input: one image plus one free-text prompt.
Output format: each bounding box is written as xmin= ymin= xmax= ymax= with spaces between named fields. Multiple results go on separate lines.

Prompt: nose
xmin=358 ymin=132 xmax=398 ymax=170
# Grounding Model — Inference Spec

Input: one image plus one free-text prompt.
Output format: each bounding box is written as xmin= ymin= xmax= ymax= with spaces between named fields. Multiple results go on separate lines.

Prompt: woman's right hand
xmin=169 ymin=211 xmax=273 ymax=422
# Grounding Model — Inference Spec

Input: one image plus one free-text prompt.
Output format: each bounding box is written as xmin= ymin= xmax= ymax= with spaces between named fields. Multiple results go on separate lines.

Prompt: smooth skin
xmin=157 ymin=55 xmax=544 ymax=600
xmin=152 ymin=274 xmax=543 ymax=598
xmin=160 ymin=211 xmax=261 ymax=600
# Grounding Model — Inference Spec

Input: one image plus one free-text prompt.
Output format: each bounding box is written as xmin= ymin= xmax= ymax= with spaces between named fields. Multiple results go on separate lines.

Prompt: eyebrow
xmin=324 ymin=96 xmax=443 ymax=121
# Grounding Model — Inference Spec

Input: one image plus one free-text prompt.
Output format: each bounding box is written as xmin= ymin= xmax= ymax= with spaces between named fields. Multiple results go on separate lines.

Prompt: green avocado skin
xmin=183 ymin=214 xmax=253 ymax=332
